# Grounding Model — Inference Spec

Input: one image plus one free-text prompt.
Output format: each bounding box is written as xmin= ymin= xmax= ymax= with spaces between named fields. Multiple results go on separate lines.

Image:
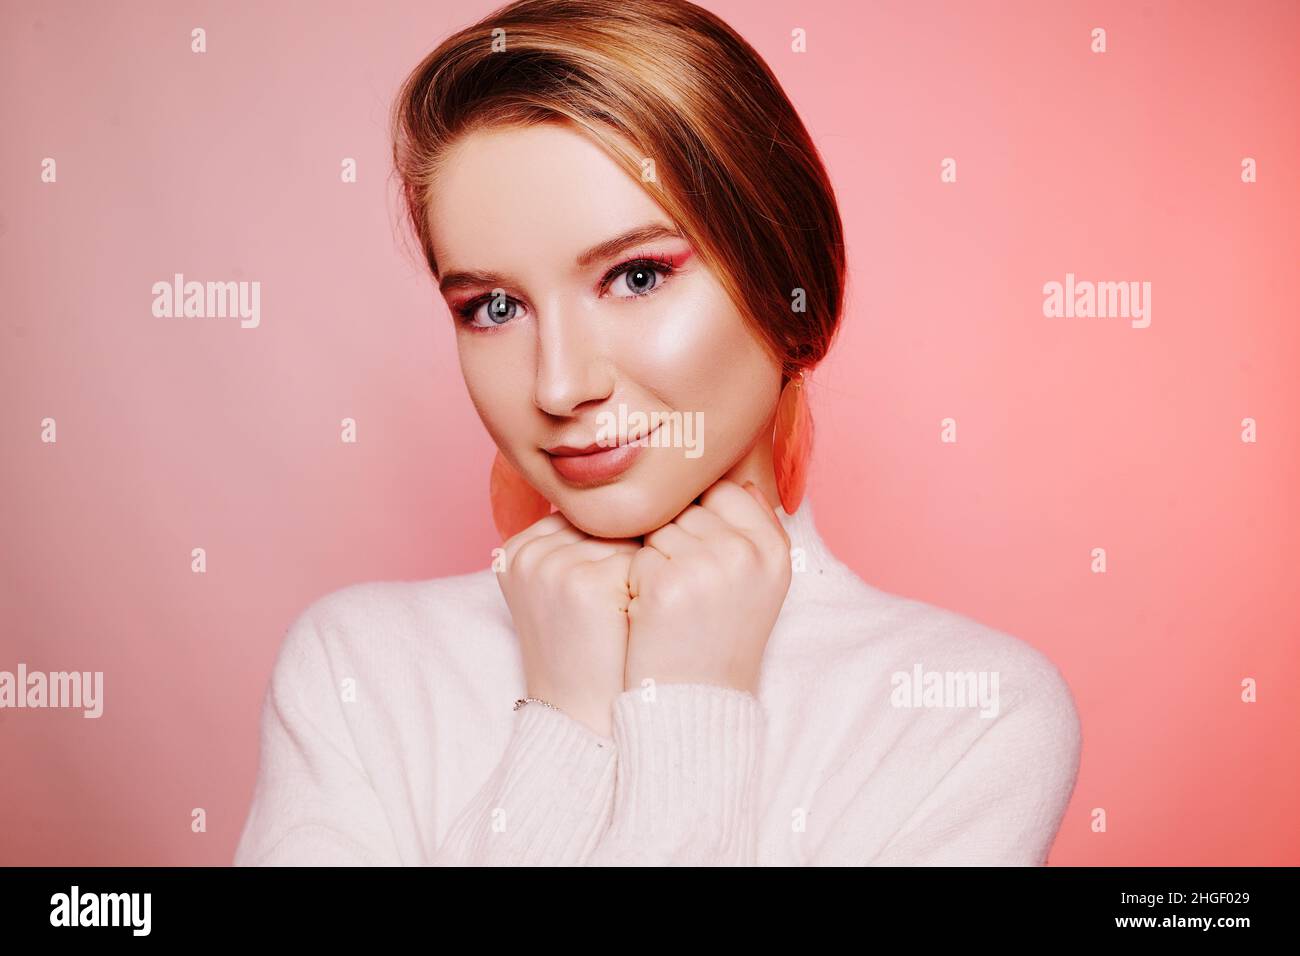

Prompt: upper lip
xmin=545 ymin=424 xmax=659 ymax=457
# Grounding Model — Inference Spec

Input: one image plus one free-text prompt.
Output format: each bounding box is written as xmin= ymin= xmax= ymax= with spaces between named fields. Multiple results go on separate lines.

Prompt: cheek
xmin=456 ymin=335 xmax=533 ymax=438
xmin=627 ymin=282 xmax=756 ymax=395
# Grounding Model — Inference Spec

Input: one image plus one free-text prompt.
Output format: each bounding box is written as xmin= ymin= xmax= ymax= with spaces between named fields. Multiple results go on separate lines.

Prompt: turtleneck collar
xmin=775 ymin=495 xmax=851 ymax=600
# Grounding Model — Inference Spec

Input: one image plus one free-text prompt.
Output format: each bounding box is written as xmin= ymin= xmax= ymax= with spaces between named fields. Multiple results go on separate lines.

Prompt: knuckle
xmin=556 ymin=572 xmax=588 ymax=602
xmin=718 ymin=532 xmax=759 ymax=571
xmin=512 ymin=537 xmax=544 ymax=573
xmin=652 ymin=574 xmax=690 ymax=609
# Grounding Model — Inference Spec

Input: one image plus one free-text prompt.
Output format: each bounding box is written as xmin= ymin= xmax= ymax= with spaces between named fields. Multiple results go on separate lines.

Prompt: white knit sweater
xmin=233 ymin=497 xmax=1082 ymax=866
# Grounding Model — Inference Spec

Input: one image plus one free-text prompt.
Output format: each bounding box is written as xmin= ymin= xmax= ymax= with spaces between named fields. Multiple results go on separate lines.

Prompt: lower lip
xmin=547 ymin=427 xmax=660 ymax=485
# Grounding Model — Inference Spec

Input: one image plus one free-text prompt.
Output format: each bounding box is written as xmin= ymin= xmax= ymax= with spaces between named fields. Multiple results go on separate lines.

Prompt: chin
xmin=551 ymin=479 xmax=696 ymax=539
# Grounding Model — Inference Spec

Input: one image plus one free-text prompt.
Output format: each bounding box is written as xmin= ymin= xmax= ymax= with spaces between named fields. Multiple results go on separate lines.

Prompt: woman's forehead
xmin=428 ymin=123 xmax=665 ymax=276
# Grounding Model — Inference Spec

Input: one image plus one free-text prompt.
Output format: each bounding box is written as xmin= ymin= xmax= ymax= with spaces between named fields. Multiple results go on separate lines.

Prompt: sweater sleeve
xmin=232 ymin=606 xmax=617 ymax=866
xmin=585 ymin=683 xmax=766 ymax=866
xmin=428 ymin=703 xmax=617 ymax=865
xmin=859 ymin=671 xmax=1083 ymax=866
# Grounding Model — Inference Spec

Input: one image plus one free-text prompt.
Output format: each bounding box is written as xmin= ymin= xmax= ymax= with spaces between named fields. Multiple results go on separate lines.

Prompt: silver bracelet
xmin=513 ymin=696 xmax=560 ymax=712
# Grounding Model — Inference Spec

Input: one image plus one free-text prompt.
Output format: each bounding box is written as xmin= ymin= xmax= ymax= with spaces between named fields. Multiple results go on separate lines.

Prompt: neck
xmin=721 ymin=422 xmax=782 ymax=509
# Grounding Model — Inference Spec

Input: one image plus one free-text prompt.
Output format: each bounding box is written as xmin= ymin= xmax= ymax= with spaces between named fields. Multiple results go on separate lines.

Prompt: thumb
xmin=741 ymin=479 xmax=791 ymax=545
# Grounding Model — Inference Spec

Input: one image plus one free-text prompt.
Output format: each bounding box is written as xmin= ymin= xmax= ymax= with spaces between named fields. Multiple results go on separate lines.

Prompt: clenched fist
xmin=624 ymin=479 xmax=792 ymax=695
xmin=496 ymin=512 xmax=638 ymax=737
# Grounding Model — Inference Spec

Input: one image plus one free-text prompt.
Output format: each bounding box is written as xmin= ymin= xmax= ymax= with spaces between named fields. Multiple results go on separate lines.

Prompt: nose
xmin=532 ymin=300 xmax=614 ymax=418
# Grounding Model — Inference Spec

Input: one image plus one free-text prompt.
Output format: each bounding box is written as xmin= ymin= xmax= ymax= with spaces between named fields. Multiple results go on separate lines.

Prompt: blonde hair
xmin=391 ymin=0 xmax=845 ymax=379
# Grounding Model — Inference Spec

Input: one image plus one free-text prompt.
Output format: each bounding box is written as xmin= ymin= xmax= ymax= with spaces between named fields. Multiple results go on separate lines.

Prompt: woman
xmin=234 ymin=0 xmax=1081 ymax=866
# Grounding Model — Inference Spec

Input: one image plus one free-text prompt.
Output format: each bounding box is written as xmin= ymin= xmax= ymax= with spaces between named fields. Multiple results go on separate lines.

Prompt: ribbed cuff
xmin=604 ymin=683 xmax=765 ymax=862
xmin=431 ymin=702 xmax=617 ymax=865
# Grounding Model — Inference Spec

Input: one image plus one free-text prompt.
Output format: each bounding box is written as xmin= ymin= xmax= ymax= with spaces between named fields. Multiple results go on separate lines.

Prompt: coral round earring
xmin=489 ymin=450 xmax=551 ymax=540
xmin=772 ymin=371 xmax=812 ymax=515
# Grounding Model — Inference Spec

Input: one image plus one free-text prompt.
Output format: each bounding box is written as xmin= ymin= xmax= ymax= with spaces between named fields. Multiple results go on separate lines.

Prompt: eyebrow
xmin=437 ymin=222 xmax=683 ymax=294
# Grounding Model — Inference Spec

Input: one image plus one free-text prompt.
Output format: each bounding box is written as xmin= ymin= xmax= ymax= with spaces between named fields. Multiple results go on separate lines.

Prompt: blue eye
xmin=603 ymin=256 xmax=676 ymax=299
xmin=456 ymin=255 xmax=678 ymax=331
xmin=460 ymin=289 xmax=524 ymax=329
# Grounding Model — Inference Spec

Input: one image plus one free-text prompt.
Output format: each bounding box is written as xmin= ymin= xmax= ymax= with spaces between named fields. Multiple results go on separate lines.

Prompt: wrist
xmin=523 ymin=689 xmax=614 ymax=740
xmin=623 ymin=665 xmax=761 ymax=696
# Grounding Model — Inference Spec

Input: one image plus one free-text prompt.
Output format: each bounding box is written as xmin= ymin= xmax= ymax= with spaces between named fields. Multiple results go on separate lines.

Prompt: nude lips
xmin=546 ymin=426 xmax=660 ymax=485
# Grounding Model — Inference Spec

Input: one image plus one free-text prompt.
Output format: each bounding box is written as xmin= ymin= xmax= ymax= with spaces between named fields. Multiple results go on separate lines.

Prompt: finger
xmin=504 ymin=512 xmax=584 ymax=567
xmin=672 ymin=503 xmax=730 ymax=539
xmin=589 ymin=550 xmax=637 ymax=613
xmin=642 ymin=520 xmax=698 ymax=559
xmin=699 ymin=478 xmax=788 ymax=545
xmin=502 ymin=511 xmax=568 ymax=553
xmin=551 ymin=537 xmax=640 ymax=569
xmin=741 ymin=481 xmax=781 ymax=521
xmin=628 ymin=545 xmax=668 ymax=600
xmin=742 ymin=481 xmax=791 ymax=547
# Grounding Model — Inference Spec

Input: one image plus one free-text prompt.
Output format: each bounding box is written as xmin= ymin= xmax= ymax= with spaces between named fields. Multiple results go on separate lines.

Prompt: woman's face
xmin=426 ymin=121 xmax=783 ymax=538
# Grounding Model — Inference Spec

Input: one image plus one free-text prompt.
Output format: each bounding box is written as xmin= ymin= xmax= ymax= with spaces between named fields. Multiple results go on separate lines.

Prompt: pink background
xmin=2 ymin=0 xmax=1296 ymax=865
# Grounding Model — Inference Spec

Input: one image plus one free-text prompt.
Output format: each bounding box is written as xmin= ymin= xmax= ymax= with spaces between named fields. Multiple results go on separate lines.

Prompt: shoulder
xmin=851 ymin=587 xmax=1083 ymax=845
xmin=266 ymin=568 xmax=513 ymax=692
xmin=888 ymin=590 xmax=1072 ymax=692
xmin=289 ymin=568 xmax=506 ymax=640
xmin=826 ymin=576 xmax=1073 ymax=700
xmin=817 ymin=577 xmax=1082 ymax=773
xmin=872 ymin=586 xmax=1082 ymax=780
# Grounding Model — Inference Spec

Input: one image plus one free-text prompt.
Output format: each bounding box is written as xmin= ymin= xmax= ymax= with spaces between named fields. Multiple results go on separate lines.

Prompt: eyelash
xmin=455 ymin=253 xmax=679 ymax=330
